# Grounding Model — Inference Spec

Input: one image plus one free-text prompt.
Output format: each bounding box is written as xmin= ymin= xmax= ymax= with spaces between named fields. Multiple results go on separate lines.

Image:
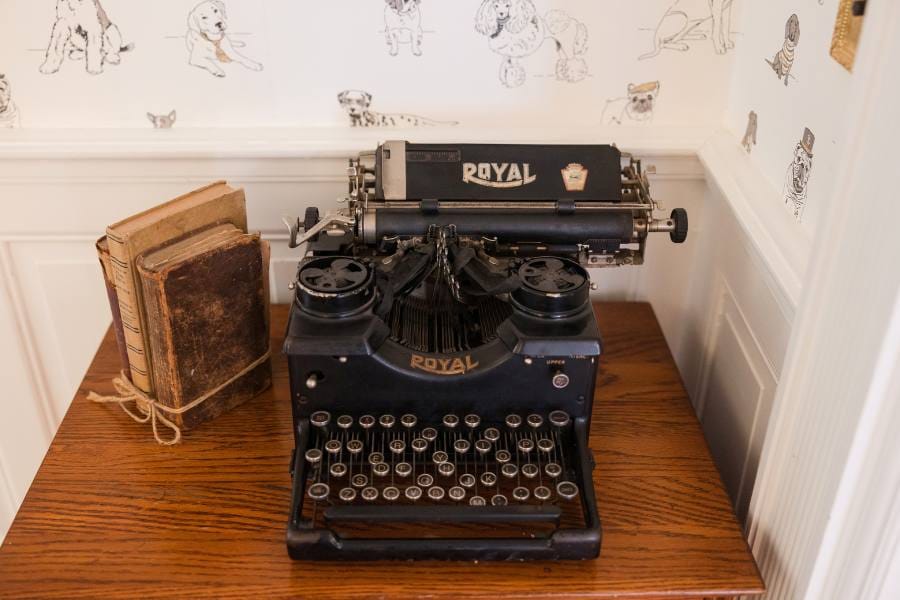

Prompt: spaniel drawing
xmin=0 ymin=75 xmax=20 ymax=128
xmin=474 ymin=0 xmax=588 ymax=88
xmin=337 ymin=90 xmax=457 ymax=127
xmin=766 ymin=14 xmax=800 ymax=86
xmin=186 ymin=1 xmax=263 ymax=77
xmin=639 ymin=0 xmax=735 ymax=60
xmin=385 ymin=0 xmax=423 ymax=56
xmin=39 ymin=0 xmax=133 ymax=75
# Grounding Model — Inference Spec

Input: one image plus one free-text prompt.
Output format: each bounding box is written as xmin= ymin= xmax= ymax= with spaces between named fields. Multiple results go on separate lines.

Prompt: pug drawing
xmin=601 ymin=81 xmax=660 ymax=125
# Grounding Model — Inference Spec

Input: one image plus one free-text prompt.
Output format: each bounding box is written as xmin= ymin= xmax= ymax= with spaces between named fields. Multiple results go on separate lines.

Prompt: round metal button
xmin=421 ymin=427 xmax=438 ymax=442
xmin=308 ymin=482 xmax=329 ymax=501
xmin=395 ymin=462 xmax=412 ymax=477
xmin=453 ymin=439 xmax=471 ymax=454
xmin=404 ymin=486 xmax=423 ymax=501
xmin=448 ymin=486 xmax=466 ymax=501
xmin=310 ymin=411 xmax=331 ymax=428
xmin=534 ymin=486 xmax=552 ymax=501
xmin=428 ymin=486 xmax=445 ymax=501
xmin=379 ymin=414 xmax=395 ymax=429
xmin=512 ymin=486 xmax=530 ymax=502
xmin=373 ymin=462 xmax=390 ymax=477
xmin=339 ymin=487 xmax=356 ymax=502
xmin=432 ymin=450 xmax=448 ymax=465
xmin=383 ymin=486 xmax=401 ymax=501
xmin=330 ymin=462 xmax=347 ymax=478
xmin=459 ymin=473 xmax=476 ymax=488
xmin=361 ymin=487 xmax=379 ymax=502
xmin=495 ymin=449 xmax=511 ymax=464
xmin=359 ymin=414 xmax=376 ymax=429
xmin=417 ymin=473 xmax=434 ymax=488
xmin=517 ymin=438 xmax=535 ymax=453
xmin=548 ymin=410 xmax=570 ymax=428
xmin=337 ymin=415 xmax=354 ymax=429
xmin=325 ymin=439 xmax=342 ymax=454
xmin=438 ymin=462 xmax=456 ymax=477
xmin=475 ymin=439 xmax=492 ymax=454
xmin=304 ymin=448 xmax=322 ymax=464
xmin=469 ymin=495 xmax=486 ymax=506
xmin=389 ymin=439 xmax=406 ymax=454
xmin=411 ymin=438 xmax=428 ymax=453
xmin=552 ymin=372 xmax=570 ymax=389
xmin=505 ymin=414 xmax=522 ymax=429
xmin=368 ymin=451 xmax=384 ymax=465
xmin=501 ymin=463 xmax=518 ymax=478
xmin=401 ymin=414 xmax=418 ymax=429
xmin=556 ymin=481 xmax=579 ymax=500
xmin=537 ymin=438 xmax=554 ymax=453
xmin=491 ymin=494 xmax=508 ymax=506
xmin=545 ymin=462 xmax=563 ymax=478
xmin=442 ymin=414 xmax=459 ymax=429
xmin=527 ymin=414 xmax=544 ymax=429
xmin=346 ymin=439 xmax=364 ymax=454
xmin=464 ymin=414 xmax=481 ymax=429
xmin=480 ymin=471 xmax=497 ymax=487
xmin=521 ymin=463 xmax=539 ymax=479
xmin=483 ymin=427 xmax=500 ymax=442
xmin=351 ymin=474 xmax=368 ymax=488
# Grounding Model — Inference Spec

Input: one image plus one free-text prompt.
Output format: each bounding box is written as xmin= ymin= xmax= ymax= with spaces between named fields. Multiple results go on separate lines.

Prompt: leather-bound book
xmin=95 ymin=236 xmax=131 ymax=380
xmin=137 ymin=224 xmax=271 ymax=430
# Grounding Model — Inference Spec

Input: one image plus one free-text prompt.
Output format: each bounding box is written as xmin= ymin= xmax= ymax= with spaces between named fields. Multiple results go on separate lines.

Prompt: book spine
xmin=105 ymin=231 xmax=153 ymax=393
xmin=96 ymin=239 xmax=132 ymax=381
xmin=138 ymin=264 xmax=181 ymax=425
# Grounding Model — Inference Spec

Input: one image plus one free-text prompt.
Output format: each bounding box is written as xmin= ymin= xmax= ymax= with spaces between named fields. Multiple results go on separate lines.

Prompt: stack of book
xmin=95 ymin=182 xmax=272 ymax=440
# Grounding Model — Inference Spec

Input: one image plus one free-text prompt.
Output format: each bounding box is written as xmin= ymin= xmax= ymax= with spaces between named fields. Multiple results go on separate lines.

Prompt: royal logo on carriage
xmin=561 ymin=163 xmax=589 ymax=192
xmin=462 ymin=162 xmax=537 ymax=189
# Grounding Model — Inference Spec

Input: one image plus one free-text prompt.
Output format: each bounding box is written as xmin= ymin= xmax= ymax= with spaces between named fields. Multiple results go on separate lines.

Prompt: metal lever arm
xmin=283 ymin=213 xmax=355 ymax=249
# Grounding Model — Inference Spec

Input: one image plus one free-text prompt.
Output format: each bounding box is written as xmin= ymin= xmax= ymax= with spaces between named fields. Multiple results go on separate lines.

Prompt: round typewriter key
xmin=517 ymin=438 xmax=535 ymax=453
xmin=534 ymin=486 xmax=552 ymax=501
xmin=484 ymin=427 xmax=501 ymax=442
xmin=442 ymin=414 xmax=459 ymax=429
xmin=351 ymin=474 xmax=368 ymax=488
xmin=505 ymin=414 xmax=522 ymax=429
xmin=361 ymin=487 xmax=379 ymax=502
xmin=428 ymin=486 xmax=445 ymax=501
xmin=521 ymin=463 xmax=539 ymax=479
xmin=449 ymin=486 xmax=466 ymax=501
xmin=304 ymin=448 xmax=322 ymax=464
xmin=512 ymin=486 xmax=530 ymax=502
xmin=346 ymin=439 xmax=364 ymax=454
xmin=359 ymin=414 xmax=376 ymax=429
xmin=389 ymin=439 xmax=406 ymax=454
xmin=308 ymin=482 xmax=329 ymax=501
xmin=527 ymin=414 xmax=544 ymax=429
xmin=549 ymin=410 xmax=570 ymax=428
xmin=401 ymin=414 xmax=418 ymax=429
xmin=339 ymin=487 xmax=356 ymax=502
xmin=432 ymin=450 xmax=449 ymax=465
xmin=368 ymin=451 xmax=384 ymax=465
xmin=438 ymin=462 xmax=456 ymax=477
xmin=373 ymin=462 xmax=390 ymax=477
xmin=556 ymin=481 xmax=579 ymax=500
xmin=310 ymin=411 xmax=331 ymax=428
xmin=421 ymin=427 xmax=438 ymax=442
xmin=537 ymin=438 xmax=554 ymax=453
xmin=491 ymin=494 xmax=508 ymax=506
xmin=501 ymin=463 xmax=518 ymax=478
xmin=379 ymin=414 xmax=395 ymax=429
xmin=383 ymin=486 xmax=401 ymax=501
xmin=459 ymin=473 xmax=476 ymax=488
xmin=411 ymin=438 xmax=428 ymax=453
xmin=395 ymin=462 xmax=412 ymax=477
xmin=417 ymin=473 xmax=434 ymax=488
xmin=336 ymin=415 xmax=354 ymax=429
xmin=480 ymin=471 xmax=497 ymax=487
xmin=453 ymin=439 xmax=471 ymax=454
xmin=325 ymin=439 xmax=342 ymax=455
xmin=469 ymin=495 xmax=486 ymax=506
xmin=330 ymin=462 xmax=347 ymax=478
xmin=405 ymin=485 xmax=423 ymax=501
xmin=475 ymin=439 xmax=492 ymax=454
xmin=495 ymin=449 xmax=512 ymax=464
xmin=545 ymin=462 xmax=563 ymax=478
xmin=464 ymin=414 xmax=481 ymax=429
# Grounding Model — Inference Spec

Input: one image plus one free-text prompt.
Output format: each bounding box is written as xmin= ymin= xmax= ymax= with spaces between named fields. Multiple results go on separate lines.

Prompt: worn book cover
xmin=95 ymin=236 xmax=131 ymax=380
xmin=137 ymin=224 xmax=271 ymax=430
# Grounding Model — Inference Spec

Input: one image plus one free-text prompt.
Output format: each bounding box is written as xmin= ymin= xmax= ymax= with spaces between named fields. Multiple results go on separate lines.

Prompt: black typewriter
xmin=282 ymin=141 xmax=688 ymax=561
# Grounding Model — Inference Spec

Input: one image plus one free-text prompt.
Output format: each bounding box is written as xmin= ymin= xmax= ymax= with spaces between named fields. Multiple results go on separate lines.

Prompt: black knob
xmin=670 ymin=208 xmax=688 ymax=244
xmin=304 ymin=207 xmax=321 ymax=242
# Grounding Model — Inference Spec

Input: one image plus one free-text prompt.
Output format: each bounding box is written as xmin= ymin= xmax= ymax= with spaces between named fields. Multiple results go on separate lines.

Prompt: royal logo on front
xmin=410 ymin=354 xmax=480 ymax=375
xmin=462 ymin=162 xmax=537 ymax=189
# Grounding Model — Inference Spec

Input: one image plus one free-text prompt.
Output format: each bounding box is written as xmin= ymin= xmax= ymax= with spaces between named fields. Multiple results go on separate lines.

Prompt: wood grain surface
xmin=0 ymin=303 xmax=764 ymax=599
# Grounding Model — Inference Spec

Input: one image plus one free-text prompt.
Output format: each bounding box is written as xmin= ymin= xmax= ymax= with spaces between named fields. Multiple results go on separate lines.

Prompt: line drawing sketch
xmin=601 ymin=82 xmax=660 ymax=125
xmin=639 ymin=0 xmax=735 ymax=60
xmin=39 ymin=0 xmax=134 ymax=75
xmin=474 ymin=0 xmax=588 ymax=88
xmin=0 ymin=75 xmax=21 ymax=128
xmin=186 ymin=1 xmax=263 ymax=77
xmin=337 ymin=90 xmax=458 ymax=127
xmin=147 ymin=110 xmax=177 ymax=129
xmin=766 ymin=13 xmax=800 ymax=86
xmin=742 ymin=110 xmax=758 ymax=153
xmin=784 ymin=127 xmax=815 ymax=222
xmin=384 ymin=0 xmax=424 ymax=56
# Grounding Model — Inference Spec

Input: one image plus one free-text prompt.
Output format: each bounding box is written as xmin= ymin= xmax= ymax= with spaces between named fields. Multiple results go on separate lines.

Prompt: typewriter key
xmin=438 ymin=462 xmax=455 ymax=477
xmin=351 ymin=474 xmax=368 ymax=488
xmin=501 ymin=463 xmax=518 ymax=478
xmin=395 ymin=462 xmax=412 ymax=477
xmin=339 ymin=487 xmax=356 ymax=502
xmin=421 ymin=427 xmax=438 ymax=442
xmin=304 ymin=448 xmax=322 ymax=464
xmin=464 ymin=414 xmax=481 ymax=429
xmin=512 ymin=487 xmax=530 ymax=502
xmin=308 ymin=482 xmax=329 ymax=501
xmin=337 ymin=415 xmax=354 ymax=429
xmin=527 ymin=414 xmax=544 ymax=429
xmin=475 ymin=439 xmax=491 ymax=455
xmin=505 ymin=414 xmax=522 ymax=429
xmin=480 ymin=471 xmax=498 ymax=487
xmin=549 ymin=410 xmax=570 ymax=428
xmin=449 ymin=486 xmax=466 ymax=501
xmin=495 ymin=449 xmax=512 ymax=464
xmin=325 ymin=439 xmax=342 ymax=454
xmin=442 ymin=414 xmax=459 ymax=429
xmin=428 ymin=486 xmax=445 ymax=501
xmin=483 ymin=427 xmax=501 ymax=442
xmin=469 ymin=495 xmax=486 ymax=506
xmin=368 ymin=451 xmax=385 ymax=465
xmin=389 ymin=439 xmax=406 ymax=454
xmin=459 ymin=473 xmax=476 ymax=488
xmin=330 ymin=462 xmax=348 ymax=478
xmin=556 ymin=481 xmax=579 ymax=500
xmin=383 ymin=486 xmax=401 ymax=501
xmin=417 ymin=473 xmax=434 ymax=488
xmin=537 ymin=438 xmax=554 ymax=453
xmin=432 ymin=450 xmax=449 ymax=465
xmin=359 ymin=414 xmax=376 ymax=429
xmin=373 ymin=462 xmax=390 ymax=477
xmin=491 ymin=494 xmax=508 ymax=506
xmin=379 ymin=414 xmax=395 ymax=429
xmin=521 ymin=463 xmax=539 ymax=479
xmin=310 ymin=411 xmax=331 ymax=428
xmin=346 ymin=439 xmax=364 ymax=454
xmin=401 ymin=414 xmax=418 ymax=429
xmin=545 ymin=462 xmax=562 ymax=478
xmin=517 ymin=438 xmax=535 ymax=453
xmin=405 ymin=486 xmax=423 ymax=501
xmin=361 ymin=487 xmax=379 ymax=502
xmin=453 ymin=439 xmax=471 ymax=454
xmin=534 ymin=486 xmax=552 ymax=501
xmin=411 ymin=438 xmax=428 ymax=453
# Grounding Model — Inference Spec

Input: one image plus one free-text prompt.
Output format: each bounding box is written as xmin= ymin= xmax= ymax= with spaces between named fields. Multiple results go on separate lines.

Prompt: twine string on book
xmin=87 ymin=350 xmax=271 ymax=445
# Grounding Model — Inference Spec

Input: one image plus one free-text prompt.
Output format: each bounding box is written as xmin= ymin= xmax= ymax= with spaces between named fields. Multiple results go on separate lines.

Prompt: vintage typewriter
xmin=283 ymin=141 xmax=687 ymax=561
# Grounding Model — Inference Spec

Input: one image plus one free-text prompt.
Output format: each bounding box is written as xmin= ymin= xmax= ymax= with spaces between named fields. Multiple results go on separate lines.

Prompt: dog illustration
xmin=474 ymin=0 xmax=589 ymax=88
xmin=640 ymin=0 xmax=734 ymax=60
xmin=601 ymin=82 xmax=660 ymax=125
xmin=186 ymin=1 xmax=263 ymax=78
xmin=0 ymin=75 xmax=20 ymax=128
xmin=742 ymin=110 xmax=758 ymax=153
xmin=766 ymin=14 xmax=800 ymax=86
xmin=784 ymin=128 xmax=814 ymax=221
xmin=39 ymin=0 xmax=134 ymax=75
xmin=385 ymin=0 xmax=423 ymax=56
xmin=337 ymin=90 xmax=458 ymax=127
xmin=147 ymin=110 xmax=177 ymax=129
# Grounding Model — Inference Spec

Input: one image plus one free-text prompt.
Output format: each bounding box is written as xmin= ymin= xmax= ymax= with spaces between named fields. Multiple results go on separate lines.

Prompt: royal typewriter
xmin=283 ymin=141 xmax=688 ymax=561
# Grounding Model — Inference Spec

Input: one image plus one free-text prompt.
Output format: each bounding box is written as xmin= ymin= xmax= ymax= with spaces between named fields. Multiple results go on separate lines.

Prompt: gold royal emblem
xmin=561 ymin=163 xmax=588 ymax=192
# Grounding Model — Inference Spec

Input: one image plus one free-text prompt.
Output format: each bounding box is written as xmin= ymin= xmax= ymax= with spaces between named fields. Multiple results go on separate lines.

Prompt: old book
xmin=95 ymin=236 xmax=131 ymax=381
xmin=105 ymin=182 xmax=248 ymax=393
xmin=137 ymin=225 xmax=271 ymax=430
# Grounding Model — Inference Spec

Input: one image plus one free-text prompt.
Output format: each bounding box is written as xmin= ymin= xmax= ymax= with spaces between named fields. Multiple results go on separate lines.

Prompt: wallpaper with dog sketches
xmin=0 ymin=0 xmax=742 ymax=130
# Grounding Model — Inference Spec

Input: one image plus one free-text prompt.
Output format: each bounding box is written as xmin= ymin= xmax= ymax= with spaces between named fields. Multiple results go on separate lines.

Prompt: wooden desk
xmin=0 ymin=302 xmax=763 ymax=599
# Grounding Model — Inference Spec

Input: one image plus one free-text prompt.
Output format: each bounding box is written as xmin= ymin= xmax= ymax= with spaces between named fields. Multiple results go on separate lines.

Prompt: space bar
xmin=323 ymin=504 xmax=561 ymax=525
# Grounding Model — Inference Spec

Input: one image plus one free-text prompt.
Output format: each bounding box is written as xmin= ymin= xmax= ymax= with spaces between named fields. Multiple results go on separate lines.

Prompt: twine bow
xmin=88 ymin=351 xmax=271 ymax=445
